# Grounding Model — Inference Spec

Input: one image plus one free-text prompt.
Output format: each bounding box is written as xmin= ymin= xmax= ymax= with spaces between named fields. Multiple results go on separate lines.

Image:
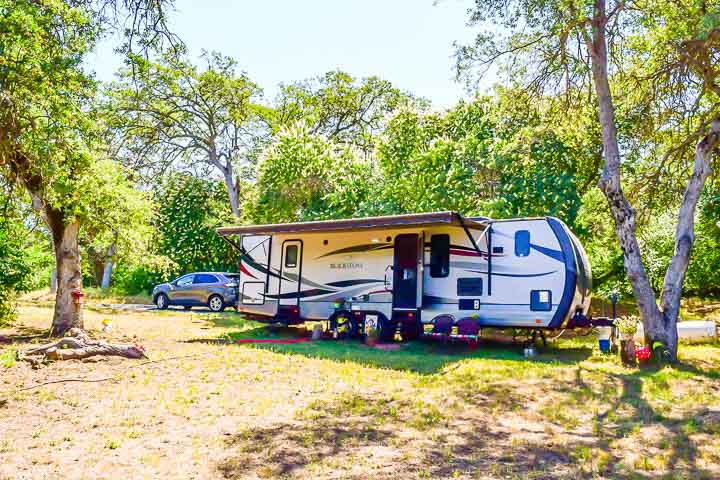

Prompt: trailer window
xmin=430 ymin=234 xmax=450 ymax=278
xmin=457 ymin=277 xmax=483 ymax=296
xmin=515 ymin=230 xmax=531 ymax=257
xmin=285 ymin=245 xmax=298 ymax=268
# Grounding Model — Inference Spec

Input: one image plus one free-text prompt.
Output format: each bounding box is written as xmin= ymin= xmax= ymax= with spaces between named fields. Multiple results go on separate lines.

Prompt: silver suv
xmin=152 ymin=272 xmax=238 ymax=312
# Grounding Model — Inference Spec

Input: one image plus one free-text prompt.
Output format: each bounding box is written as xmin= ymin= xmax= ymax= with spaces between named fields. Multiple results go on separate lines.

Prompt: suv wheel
xmin=155 ymin=293 xmax=169 ymax=310
xmin=208 ymin=294 xmax=225 ymax=312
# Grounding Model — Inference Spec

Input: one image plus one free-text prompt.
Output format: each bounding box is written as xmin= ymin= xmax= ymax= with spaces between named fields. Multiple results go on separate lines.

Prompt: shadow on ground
xmin=216 ymin=366 xmax=720 ymax=479
xmin=0 ymin=326 xmax=49 ymax=344
xmin=188 ymin=318 xmax=593 ymax=374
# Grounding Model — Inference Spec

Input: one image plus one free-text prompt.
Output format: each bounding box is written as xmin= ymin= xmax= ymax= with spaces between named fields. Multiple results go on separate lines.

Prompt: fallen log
xmin=18 ymin=328 xmax=146 ymax=364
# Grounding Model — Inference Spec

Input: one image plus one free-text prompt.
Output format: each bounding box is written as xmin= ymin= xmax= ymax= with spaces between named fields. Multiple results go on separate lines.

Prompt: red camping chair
xmin=455 ymin=317 xmax=481 ymax=347
xmin=426 ymin=314 xmax=454 ymax=343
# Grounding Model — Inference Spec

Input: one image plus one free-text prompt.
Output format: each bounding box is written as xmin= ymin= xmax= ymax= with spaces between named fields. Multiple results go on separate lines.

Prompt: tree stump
xmin=620 ymin=339 xmax=636 ymax=366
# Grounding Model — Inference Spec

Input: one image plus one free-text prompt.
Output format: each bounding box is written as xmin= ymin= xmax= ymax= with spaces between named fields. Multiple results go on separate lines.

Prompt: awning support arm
xmin=457 ymin=215 xmax=492 ymax=296
xmin=220 ymin=235 xmax=247 ymax=256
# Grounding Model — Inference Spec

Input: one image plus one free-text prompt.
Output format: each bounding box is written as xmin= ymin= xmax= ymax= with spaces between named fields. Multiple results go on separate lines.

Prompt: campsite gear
xmin=219 ymin=211 xmax=593 ymax=338
xmin=456 ymin=317 xmax=481 ymax=345
xmin=620 ymin=340 xmax=636 ymax=366
xmin=523 ymin=345 xmax=537 ymax=358
xmin=635 ymin=346 xmax=651 ymax=367
xmin=426 ymin=315 xmax=454 ymax=343
xmin=597 ymin=326 xmax=612 ymax=353
xmin=101 ymin=318 xmax=112 ymax=333
xmin=311 ymin=323 xmax=323 ymax=340
xmin=330 ymin=312 xmax=357 ymax=339
xmin=151 ymin=272 xmax=238 ymax=311
xmin=635 ymin=320 xmax=717 ymax=344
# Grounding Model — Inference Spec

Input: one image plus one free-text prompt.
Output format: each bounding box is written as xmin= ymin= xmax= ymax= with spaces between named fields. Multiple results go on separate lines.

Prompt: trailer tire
xmin=400 ymin=319 xmax=423 ymax=341
xmin=378 ymin=315 xmax=397 ymax=342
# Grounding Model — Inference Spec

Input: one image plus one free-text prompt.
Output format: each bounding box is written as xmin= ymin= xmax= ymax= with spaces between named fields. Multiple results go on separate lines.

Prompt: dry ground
xmin=1 ymin=302 xmax=719 ymax=480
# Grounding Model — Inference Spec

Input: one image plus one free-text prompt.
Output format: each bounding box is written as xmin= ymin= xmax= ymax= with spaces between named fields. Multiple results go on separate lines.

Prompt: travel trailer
xmin=217 ymin=211 xmax=592 ymax=341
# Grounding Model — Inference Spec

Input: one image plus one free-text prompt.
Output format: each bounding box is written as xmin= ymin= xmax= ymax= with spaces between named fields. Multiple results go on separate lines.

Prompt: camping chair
xmin=426 ymin=314 xmax=454 ymax=343
xmin=455 ymin=317 xmax=481 ymax=347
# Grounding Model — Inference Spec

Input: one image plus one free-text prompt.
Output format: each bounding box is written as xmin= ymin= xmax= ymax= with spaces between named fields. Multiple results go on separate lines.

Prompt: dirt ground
xmin=1 ymin=303 xmax=719 ymax=479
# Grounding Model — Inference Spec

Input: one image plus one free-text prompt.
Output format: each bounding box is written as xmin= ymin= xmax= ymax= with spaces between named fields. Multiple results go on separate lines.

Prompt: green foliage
xmin=154 ymin=173 xmax=237 ymax=279
xmin=375 ymin=107 xmax=484 ymax=214
xmin=639 ymin=192 xmax=720 ymax=298
xmin=113 ymin=255 xmax=178 ymax=295
xmin=250 ymin=124 xmax=372 ymax=223
xmin=0 ymin=196 xmax=32 ymax=325
xmin=496 ymin=131 xmax=582 ymax=225
xmin=106 ymin=49 xmax=267 ymax=215
xmin=272 ymin=71 xmax=422 ymax=154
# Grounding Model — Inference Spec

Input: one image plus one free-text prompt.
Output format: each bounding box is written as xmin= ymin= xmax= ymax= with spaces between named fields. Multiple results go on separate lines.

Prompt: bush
xmin=113 ymin=255 xmax=178 ymax=295
xmin=0 ymin=213 xmax=32 ymax=325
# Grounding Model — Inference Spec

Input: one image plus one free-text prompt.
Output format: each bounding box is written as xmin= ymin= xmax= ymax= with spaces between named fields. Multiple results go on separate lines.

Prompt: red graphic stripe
xmin=239 ymin=263 xmax=257 ymax=279
xmin=450 ymin=249 xmax=486 ymax=258
xmin=237 ymin=338 xmax=310 ymax=344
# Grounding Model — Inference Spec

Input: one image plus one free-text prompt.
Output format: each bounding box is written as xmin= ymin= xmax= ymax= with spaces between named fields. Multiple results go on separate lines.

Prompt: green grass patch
xmin=1 ymin=349 xmax=15 ymax=368
xmin=219 ymin=319 xmax=596 ymax=374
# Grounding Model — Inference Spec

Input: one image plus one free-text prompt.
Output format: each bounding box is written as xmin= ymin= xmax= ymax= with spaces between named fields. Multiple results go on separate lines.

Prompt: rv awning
xmin=217 ymin=211 xmax=490 ymax=236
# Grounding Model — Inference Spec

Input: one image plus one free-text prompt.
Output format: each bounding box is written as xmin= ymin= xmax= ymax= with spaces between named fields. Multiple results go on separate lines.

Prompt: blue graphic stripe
xmin=465 ymin=270 xmax=557 ymax=278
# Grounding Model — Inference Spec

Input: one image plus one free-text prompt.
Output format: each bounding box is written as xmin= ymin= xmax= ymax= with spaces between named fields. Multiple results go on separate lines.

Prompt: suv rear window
xmin=193 ymin=274 xmax=218 ymax=284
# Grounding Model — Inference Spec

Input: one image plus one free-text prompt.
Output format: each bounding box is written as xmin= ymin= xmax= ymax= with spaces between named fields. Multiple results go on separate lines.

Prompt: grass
xmin=1 ymin=303 xmax=719 ymax=479
xmin=18 ymin=288 xmax=152 ymax=307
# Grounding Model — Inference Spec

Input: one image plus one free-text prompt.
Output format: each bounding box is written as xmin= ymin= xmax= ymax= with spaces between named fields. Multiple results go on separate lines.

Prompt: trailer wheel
xmin=400 ymin=319 xmax=423 ymax=341
xmin=378 ymin=315 xmax=397 ymax=342
xmin=330 ymin=312 xmax=358 ymax=339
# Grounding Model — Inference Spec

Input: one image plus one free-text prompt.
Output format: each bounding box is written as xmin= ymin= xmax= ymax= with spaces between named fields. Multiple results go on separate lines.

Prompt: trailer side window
xmin=285 ymin=245 xmax=298 ymax=268
xmin=457 ymin=277 xmax=483 ymax=296
xmin=430 ymin=234 xmax=450 ymax=278
xmin=515 ymin=230 xmax=531 ymax=257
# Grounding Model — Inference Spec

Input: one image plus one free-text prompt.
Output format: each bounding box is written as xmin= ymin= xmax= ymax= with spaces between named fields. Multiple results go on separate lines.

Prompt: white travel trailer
xmin=217 ymin=211 xmax=592 ymax=341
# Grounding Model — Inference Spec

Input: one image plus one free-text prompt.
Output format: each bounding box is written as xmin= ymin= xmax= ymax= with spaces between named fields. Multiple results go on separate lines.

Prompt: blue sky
xmin=88 ymin=0 xmax=485 ymax=108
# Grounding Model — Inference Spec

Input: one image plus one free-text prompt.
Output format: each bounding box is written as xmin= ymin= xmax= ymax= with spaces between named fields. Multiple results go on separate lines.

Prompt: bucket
xmin=598 ymin=326 xmax=612 ymax=353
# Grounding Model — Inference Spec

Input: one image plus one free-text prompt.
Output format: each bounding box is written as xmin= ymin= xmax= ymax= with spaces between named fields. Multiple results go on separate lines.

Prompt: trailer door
xmin=239 ymin=235 xmax=272 ymax=311
xmin=393 ymin=234 xmax=421 ymax=310
xmin=279 ymin=240 xmax=303 ymax=307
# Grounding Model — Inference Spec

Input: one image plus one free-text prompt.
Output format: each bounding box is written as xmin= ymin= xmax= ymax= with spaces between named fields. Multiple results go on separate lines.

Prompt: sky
xmin=88 ymin=0 xmax=484 ymax=108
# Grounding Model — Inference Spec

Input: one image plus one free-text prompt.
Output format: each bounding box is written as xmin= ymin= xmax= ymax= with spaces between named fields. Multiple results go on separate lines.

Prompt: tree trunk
xmin=51 ymin=219 xmax=83 ymax=336
xmin=587 ymin=2 xmax=720 ymax=362
xmin=50 ymin=269 xmax=57 ymax=293
xmin=588 ymin=0 xmax=668 ymax=352
xmin=101 ymin=244 xmax=116 ymax=289
xmin=221 ymin=164 xmax=241 ymax=219
xmin=659 ymin=117 xmax=719 ymax=357
xmin=209 ymin=149 xmax=241 ymax=219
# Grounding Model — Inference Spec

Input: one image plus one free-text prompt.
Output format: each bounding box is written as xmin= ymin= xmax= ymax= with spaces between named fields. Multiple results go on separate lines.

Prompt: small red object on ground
xmin=635 ymin=346 xmax=651 ymax=361
xmin=236 ymin=338 xmax=311 ymax=345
